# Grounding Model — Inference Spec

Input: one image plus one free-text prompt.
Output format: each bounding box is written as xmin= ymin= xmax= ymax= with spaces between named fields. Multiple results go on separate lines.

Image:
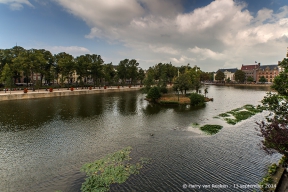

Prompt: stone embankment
xmin=0 ymin=86 xmax=141 ymax=102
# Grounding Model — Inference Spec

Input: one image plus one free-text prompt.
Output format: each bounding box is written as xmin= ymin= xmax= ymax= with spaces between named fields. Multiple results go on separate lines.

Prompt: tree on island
xmin=235 ymin=70 xmax=245 ymax=83
xmin=259 ymin=76 xmax=267 ymax=83
xmin=173 ymin=72 xmax=192 ymax=95
xmin=146 ymin=86 xmax=161 ymax=102
xmin=257 ymin=58 xmax=288 ymax=159
xmin=215 ymin=70 xmax=225 ymax=82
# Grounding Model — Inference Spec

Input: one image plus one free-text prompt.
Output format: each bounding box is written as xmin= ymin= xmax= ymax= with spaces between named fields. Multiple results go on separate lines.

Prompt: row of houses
xmin=214 ymin=62 xmax=280 ymax=83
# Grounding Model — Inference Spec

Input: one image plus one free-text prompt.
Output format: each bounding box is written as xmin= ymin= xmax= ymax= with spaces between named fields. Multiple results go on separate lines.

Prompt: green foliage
xmin=218 ymin=113 xmax=230 ymax=117
xmin=247 ymin=76 xmax=254 ymax=82
xmin=0 ymin=64 xmax=13 ymax=86
xmin=235 ymin=70 xmax=245 ymax=83
xmin=159 ymin=86 xmax=168 ymax=94
xmin=80 ymin=147 xmax=150 ymax=192
xmin=259 ymin=174 xmax=273 ymax=192
xmin=259 ymin=76 xmax=267 ymax=83
xmin=146 ymin=86 xmax=161 ymax=101
xmin=200 ymin=124 xmax=223 ymax=135
xmin=267 ymin=163 xmax=277 ymax=175
xmin=173 ymin=73 xmax=192 ymax=95
xmin=216 ymin=104 xmax=263 ymax=125
xmin=189 ymin=92 xmax=205 ymax=107
xmin=279 ymin=156 xmax=287 ymax=166
xmin=215 ymin=70 xmax=225 ymax=81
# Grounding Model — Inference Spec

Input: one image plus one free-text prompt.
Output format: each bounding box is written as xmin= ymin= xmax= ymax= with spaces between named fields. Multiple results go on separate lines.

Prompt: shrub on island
xmin=189 ymin=92 xmax=205 ymax=106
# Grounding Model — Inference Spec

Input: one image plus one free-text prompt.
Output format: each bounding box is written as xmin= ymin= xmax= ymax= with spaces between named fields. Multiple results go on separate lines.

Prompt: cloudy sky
xmin=1 ymin=0 xmax=288 ymax=71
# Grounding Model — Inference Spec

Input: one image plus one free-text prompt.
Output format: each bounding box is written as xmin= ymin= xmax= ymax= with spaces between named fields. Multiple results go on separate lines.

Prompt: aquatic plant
xmin=200 ymin=124 xmax=223 ymax=135
xmin=80 ymin=147 xmax=150 ymax=192
xmin=215 ymin=104 xmax=264 ymax=125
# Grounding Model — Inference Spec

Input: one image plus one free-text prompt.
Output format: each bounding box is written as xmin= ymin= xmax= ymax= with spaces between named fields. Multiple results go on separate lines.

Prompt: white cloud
xmin=0 ymin=0 xmax=34 ymax=10
xmin=54 ymin=0 xmax=288 ymax=71
xmin=49 ymin=46 xmax=90 ymax=56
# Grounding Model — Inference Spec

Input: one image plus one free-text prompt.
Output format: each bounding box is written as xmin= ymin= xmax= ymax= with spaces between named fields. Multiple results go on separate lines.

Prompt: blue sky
xmin=1 ymin=0 xmax=288 ymax=71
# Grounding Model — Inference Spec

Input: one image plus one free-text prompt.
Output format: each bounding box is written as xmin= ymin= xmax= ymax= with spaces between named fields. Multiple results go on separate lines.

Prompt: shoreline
xmin=212 ymin=83 xmax=272 ymax=87
xmin=0 ymin=86 xmax=142 ymax=102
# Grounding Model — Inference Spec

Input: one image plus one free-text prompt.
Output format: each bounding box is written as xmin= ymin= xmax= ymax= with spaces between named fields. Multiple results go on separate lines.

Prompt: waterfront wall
xmin=0 ymin=87 xmax=141 ymax=102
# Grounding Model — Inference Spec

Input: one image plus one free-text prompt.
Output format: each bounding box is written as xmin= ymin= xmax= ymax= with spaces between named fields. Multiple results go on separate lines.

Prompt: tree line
xmin=0 ymin=46 xmax=145 ymax=88
xmin=0 ymin=46 xmax=214 ymax=91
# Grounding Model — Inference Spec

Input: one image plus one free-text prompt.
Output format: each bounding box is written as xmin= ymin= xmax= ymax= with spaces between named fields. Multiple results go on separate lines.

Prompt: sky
xmin=0 ymin=0 xmax=288 ymax=71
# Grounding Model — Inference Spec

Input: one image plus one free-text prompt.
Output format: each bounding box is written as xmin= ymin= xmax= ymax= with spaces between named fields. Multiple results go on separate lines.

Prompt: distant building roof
xmin=241 ymin=64 xmax=260 ymax=70
xmin=218 ymin=68 xmax=238 ymax=73
xmin=259 ymin=65 xmax=278 ymax=71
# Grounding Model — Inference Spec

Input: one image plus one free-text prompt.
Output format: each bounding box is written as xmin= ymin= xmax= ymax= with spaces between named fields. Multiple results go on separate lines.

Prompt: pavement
xmin=0 ymin=86 xmax=142 ymax=96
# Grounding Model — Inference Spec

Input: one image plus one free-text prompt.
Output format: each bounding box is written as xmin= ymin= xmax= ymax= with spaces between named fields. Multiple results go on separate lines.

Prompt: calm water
xmin=0 ymin=85 xmax=280 ymax=192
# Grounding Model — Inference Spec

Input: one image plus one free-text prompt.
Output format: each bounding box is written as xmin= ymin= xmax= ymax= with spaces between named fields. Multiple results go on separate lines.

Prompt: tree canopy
xmin=215 ymin=70 xmax=225 ymax=81
xmin=235 ymin=70 xmax=245 ymax=83
xmin=257 ymin=58 xmax=288 ymax=158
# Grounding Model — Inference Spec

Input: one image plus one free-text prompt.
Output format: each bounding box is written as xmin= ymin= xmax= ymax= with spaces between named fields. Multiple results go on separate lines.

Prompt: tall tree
xmin=0 ymin=63 xmax=13 ymax=90
xmin=54 ymin=52 xmax=75 ymax=86
xmin=88 ymin=54 xmax=104 ymax=87
xmin=117 ymin=59 xmax=129 ymax=86
xmin=235 ymin=70 xmax=245 ymax=83
xmin=173 ymin=72 xmax=192 ymax=95
xmin=75 ymin=54 xmax=91 ymax=86
xmin=127 ymin=59 xmax=139 ymax=85
xmin=137 ymin=68 xmax=145 ymax=85
xmin=215 ymin=70 xmax=225 ymax=82
xmin=103 ymin=63 xmax=116 ymax=86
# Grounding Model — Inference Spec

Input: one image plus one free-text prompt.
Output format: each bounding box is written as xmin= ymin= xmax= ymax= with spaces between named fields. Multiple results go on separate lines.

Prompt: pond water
xmin=0 ymin=85 xmax=280 ymax=192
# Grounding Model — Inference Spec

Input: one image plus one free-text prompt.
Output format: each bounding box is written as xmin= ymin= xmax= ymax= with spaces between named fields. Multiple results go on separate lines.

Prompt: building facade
xmin=256 ymin=65 xmax=279 ymax=83
xmin=241 ymin=63 xmax=260 ymax=82
xmin=214 ymin=68 xmax=238 ymax=82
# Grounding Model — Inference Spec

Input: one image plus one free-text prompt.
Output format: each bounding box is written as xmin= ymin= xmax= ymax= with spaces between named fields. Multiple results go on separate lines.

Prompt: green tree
xmin=235 ymin=70 xmax=245 ymax=83
xmin=146 ymin=86 xmax=161 ymax=102
xmin=259 ymin=76 xmax=267 ymax=83
xmin=247 ymin=76 xmax=254 ymax=83
xmin=215 ymin=70 xmax=225 ymax=82
xmin=54 ymin=52 xmax=75 ymax=86
xmin=75 ymin=54 xmax=91 ymax=86
xmin=257 ymin=58 xmax=288 ymax=158
xmin=127 ymin=59 xmax=139 ymax=85
xmin=143 ymin=70 xmax=155 ymax=92
xmin=137 ymin=68 xmax=145 ymax=85
xmin=117 ymin=59 xmax=129 ymax=86
xmin=103 ymin=63 xmax=116 ymax=86
xmin=0 ymin=63 xmax=13 ymax=90
xmin=173 ymin=72 xmax=192 ymax=95
xmin=88 ymin=54 xmax=104 ymax=87
xmin=189 ymin=92 xmax=205 ymax=107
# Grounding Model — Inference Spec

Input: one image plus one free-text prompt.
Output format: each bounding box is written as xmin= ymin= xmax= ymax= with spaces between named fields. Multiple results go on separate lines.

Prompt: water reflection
xmin=0 ymin=86 xmax=281 ymax=192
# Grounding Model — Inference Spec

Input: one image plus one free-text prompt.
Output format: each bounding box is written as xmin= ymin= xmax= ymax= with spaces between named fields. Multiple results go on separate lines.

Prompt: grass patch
xmin=215 ymin=104 xmax=264 ymax=125
xmin=200 ymin=124 xmax=223 ymax=135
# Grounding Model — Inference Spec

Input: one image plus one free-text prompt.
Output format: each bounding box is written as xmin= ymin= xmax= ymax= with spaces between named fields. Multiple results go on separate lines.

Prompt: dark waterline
xmin=0 ymin=85 xmax=280 ymax=191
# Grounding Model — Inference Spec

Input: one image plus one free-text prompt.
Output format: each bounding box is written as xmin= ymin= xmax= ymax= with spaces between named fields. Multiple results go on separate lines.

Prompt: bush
xmin=147 ymin=87 xmax=161 ymax=102
xmin=159 ymin=86 xmax=168 ymax=94
xmin=189 ymin=92 xmax=205 ymax=106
